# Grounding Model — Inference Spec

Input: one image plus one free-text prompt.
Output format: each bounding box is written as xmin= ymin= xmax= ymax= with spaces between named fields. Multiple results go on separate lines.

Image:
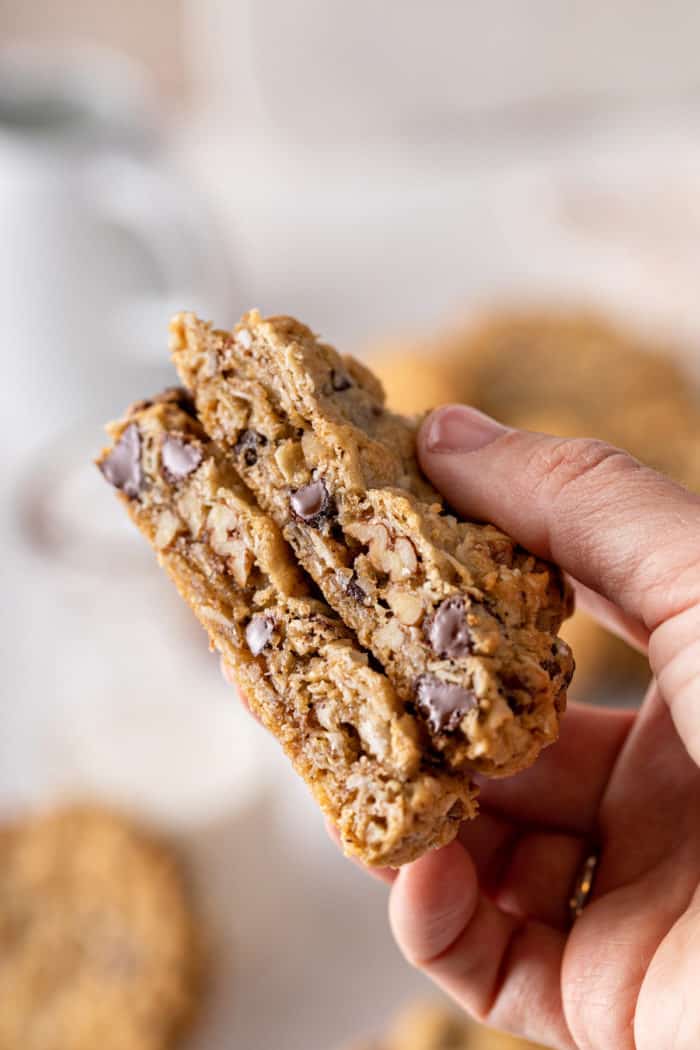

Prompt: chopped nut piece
xmin=229 ymin=544 xmax=255 ymax=587
xmin=176 ymin=486 xmax=205 ymax=537
xmin=347 ymin=522 xmax=417 ymax=581
xmin=154 ymin=509 xmax=181 ymax=550
xmin=274 ymin=440 xmax=306 ymax=482
xmin=387 ymin=588 xmax=423 ymax=625
xmin=301 ymin=430 xmax=324 ymax=467
xmin=394 ymin=537 xmax=418 ymax=578
xmin=207 ymin=504 xmax=241 ymax=558
xmin=375 ymin=619 xmax=405 ymax=651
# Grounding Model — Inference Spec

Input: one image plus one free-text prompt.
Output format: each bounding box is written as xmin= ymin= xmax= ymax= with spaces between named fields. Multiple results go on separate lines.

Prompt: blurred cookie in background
xmin=347 ymin=1000 xmax=550 ymax=1049
xmin=446 ymin=311 xmax=690 ymax=428
xmin=369 ymin=340 xmax=469 ymax=416
xmin=368 ymin=308 xmax=700 ymax=700
xmin=443 ymin=310 xmax=700 ymax=493
xmin=0 ymin=804 xmax=201 ymax=1050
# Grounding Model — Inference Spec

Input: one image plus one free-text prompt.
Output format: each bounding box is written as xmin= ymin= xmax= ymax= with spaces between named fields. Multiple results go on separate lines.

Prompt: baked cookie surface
xmin=347 ymin=1000 xmax=550 ymax=1050
xmin=170 ymin=312 xmax=573 ymax=780
xmin=0 ymin=805 xmax=199 ymax=1050
xmin=98 ymin=392 xmax=476 ymax=866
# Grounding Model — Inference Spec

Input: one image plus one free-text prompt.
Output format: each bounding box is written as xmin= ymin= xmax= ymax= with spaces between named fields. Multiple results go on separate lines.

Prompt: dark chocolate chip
xmin=290 ymin=479 xmax=333 ymax=526
xmin=507 ymin=696 xmax=527 ymax=715
xmin=234 ymin=429 xmax=267 ymax=468
xmin=245 ymin=614 xmax=275 ymax=656
xmin=542 ymin=643 xmax=575 ymax=686
xmin=128 ymin=387 xmax=197 ymax=419
xmin=161 ymin=436 xmax=203 ymax=481
xmin=330 ymin=368 xmax=352 ymax=392
xmin=167 ymin=387 xmax=198 ymax=418
xmin=99 ymin=424 xmax=143 ymax=498
xmin=415 ymin=676 xmax=477 ymax=733
xmin=501 ymin=670 xmax=528 ymax=693
xmin=425 ymin=596 xmax=473 ymax=659
xmin=345 ymin=576 xmax=366 ymax=603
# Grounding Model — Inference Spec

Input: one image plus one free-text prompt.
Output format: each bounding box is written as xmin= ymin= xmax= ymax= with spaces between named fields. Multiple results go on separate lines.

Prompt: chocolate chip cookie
xmin=0 ymin=805 xmax=199 ymax=1050
xmin=170 ymin=312 xmax=573 ymax=779
xmin=348 ymin=1001 xmax=549 ymax=1050
xmin=98 ymin=392 xmax=475 ymax=866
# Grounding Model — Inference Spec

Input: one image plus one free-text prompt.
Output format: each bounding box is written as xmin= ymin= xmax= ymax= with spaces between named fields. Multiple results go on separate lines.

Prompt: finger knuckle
xmin=525 ymin=437 xmax=634 ymax=507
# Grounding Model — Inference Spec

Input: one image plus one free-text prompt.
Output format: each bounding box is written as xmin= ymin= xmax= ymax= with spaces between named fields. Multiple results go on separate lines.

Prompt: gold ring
xmin=569 ymin=853 xmax=598 ymax=921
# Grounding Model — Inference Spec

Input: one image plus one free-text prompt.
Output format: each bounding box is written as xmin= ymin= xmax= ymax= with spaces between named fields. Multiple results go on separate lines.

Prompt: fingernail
xmin=425 ymin=405 xmax=506 ymax=453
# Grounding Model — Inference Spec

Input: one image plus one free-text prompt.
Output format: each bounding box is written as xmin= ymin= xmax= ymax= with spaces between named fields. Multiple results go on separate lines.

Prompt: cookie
xmin=350 ymin=1001 xmax=550 ymax=1050
xmin=0 ymin=804 xmax=199 ymax=1050
xmin=170 ymin=312 xmax=574 ymax=780
xmin=369 ymin=345 xmax=466 ymax=416
xmin=98 ymin=392 xmax=476 ymax=866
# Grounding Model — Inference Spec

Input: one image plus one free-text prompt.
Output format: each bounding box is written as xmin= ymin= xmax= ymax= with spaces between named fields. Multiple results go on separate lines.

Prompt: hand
xmin=384 ymin=406 xmax=700 ymax=1050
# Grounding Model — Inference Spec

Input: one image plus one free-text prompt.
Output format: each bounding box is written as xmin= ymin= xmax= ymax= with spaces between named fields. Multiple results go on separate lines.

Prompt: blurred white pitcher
xmin=0 ymin=44 xmax=231 ymax=471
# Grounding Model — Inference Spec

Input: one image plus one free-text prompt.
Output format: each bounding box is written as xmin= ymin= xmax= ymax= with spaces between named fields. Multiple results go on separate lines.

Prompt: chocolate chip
xmin=167 ymin=387 xmax=198 ymax=418
xmin=234 ymin=430 xmax=267 ymax=467
xmin=99 ymin=424 xmax=143 ymax=498
xmin=128 ymin=387 xmax=197 ymax=419
xmin=245 ymin=614 xmax=275 ymax=656
xmin=425 ymin=597 xmax=473 ymax=659
xmin=290 ymin=479 xmax=334 ymax=526
xmin=345 ymin=576 xmax=366 ymax=603
xmin=161 ymin=436 xmax=203 ymax=481
xmin=415 ymin=676 xmax=477 ymax=733
xmin=542 ymin=642 xmax=574 ymax=686
xmin=330 ymin=368 xmax=352 ymax=392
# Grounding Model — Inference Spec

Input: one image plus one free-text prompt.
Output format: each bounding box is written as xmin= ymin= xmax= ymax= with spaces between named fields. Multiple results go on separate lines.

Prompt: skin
xmin=385 ymin=405 xmax=700 ymax=1050
xmin=226 ymin=404 xmax=700 ymax=1049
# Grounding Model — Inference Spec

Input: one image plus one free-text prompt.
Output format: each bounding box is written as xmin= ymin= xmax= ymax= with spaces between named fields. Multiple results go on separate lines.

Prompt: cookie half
xmin=98 ymin=392 xmax=476 ymax=866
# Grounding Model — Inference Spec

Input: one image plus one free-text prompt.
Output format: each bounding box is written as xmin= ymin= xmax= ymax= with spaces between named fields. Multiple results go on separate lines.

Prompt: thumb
xmin=418 ymin=405 xmax=700 ymax=634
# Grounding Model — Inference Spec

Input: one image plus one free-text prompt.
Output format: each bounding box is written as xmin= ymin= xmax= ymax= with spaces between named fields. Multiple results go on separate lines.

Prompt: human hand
xmin=383 ymin=405 xmax=700 ymax=1050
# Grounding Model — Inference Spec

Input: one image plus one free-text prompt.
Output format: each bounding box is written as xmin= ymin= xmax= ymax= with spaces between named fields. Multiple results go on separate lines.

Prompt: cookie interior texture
xmin=98 ymin=393 xmax=476 ymax=867
xmin=348 ymin=1000 xmax=550 ymax=1050
xmin=0 ymin=805 xmax=200 ymax=1050
xmin=170 ymin=311 xmax=573 ymax=779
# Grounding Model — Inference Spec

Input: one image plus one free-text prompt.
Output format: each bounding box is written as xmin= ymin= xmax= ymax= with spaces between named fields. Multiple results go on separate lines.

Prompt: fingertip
xmin=219 ymin=658 xmax=262 ymax=723
xmin=389 ymin=839 xmax=478 ymax=965
xmin=219 ymin=656 xmax=238 ymax=687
